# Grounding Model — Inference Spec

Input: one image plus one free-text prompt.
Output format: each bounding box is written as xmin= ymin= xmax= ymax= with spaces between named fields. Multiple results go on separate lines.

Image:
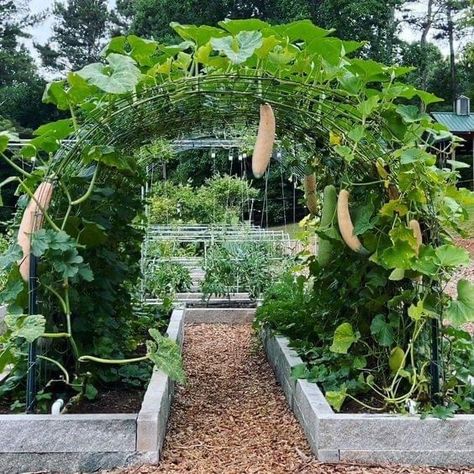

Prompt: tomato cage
xmin=140 ymin=223 xmax=296 ymax=304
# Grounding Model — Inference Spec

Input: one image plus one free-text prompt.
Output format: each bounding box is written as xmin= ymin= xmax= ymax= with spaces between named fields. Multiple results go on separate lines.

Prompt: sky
xmin=25 ymin=0 xmax=464 ymax=63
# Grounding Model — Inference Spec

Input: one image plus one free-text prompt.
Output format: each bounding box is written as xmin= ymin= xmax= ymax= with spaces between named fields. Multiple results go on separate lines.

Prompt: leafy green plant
xmin=201 ymin=241 xmax=286 ymax=301
xmin=148 ymin=175 xmax=258 ymax=225
xmin=147 ymin=261 xmax=192 ymax=299
xmin=0 ymin=18 xmax=472 ymax=416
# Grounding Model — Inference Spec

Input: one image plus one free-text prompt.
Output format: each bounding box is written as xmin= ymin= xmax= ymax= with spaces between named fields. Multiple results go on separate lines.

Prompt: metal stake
xmin=430 ymin=317 xmax=441 ymax=404
xmin=26 ymin=255 xmax=38 ymax=413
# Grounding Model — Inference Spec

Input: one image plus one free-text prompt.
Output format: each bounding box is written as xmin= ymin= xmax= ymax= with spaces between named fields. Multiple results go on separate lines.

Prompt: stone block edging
xmin=261 ymin=327 xmax=474 ymax=467
xmin=0 ymin=308 xmax=185 ymax=473
xmin=136 ymin=308 xmax=185 ymax=457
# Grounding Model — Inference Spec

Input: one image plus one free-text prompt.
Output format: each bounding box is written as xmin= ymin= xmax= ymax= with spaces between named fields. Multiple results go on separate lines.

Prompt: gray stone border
xmin=0 ymin=308 xmax=185 ymax=474
xmin=136 ymin=308 xmax=185 ymax=460
xmin=185 ymin=307 xmax=255 ymax=324
xmin=262 ymin=328 xmax=474 ymax=467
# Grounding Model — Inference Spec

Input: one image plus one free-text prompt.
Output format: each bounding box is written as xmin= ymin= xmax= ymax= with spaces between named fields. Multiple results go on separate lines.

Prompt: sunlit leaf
xmin=446 ymin=280 xmax=474 ymax=325
xmin=211 ymin=31 xmax=263 ymax=64
xmin=326 ymin=385 xmax=347 ymax=411
xmin=77 ymin=54 xmax=141 ymax=94
xmin=330 ymin=322 xmax=357 ymax=354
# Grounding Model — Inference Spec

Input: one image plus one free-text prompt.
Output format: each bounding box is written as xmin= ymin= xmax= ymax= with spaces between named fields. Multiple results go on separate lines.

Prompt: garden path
xmin=112 ymin=323 xmax=473 ymax=474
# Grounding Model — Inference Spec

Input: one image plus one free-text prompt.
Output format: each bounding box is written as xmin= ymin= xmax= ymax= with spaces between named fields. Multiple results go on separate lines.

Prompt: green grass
xmin=270 ymin=223 xmax=302 ymax=239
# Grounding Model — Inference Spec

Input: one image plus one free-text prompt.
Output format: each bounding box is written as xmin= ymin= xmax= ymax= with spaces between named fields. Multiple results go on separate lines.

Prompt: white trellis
xmin=140 ymin=224 xmax=293 ymax=302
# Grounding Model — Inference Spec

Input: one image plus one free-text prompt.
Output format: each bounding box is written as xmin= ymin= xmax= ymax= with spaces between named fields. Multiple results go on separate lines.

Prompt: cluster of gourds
xmin=250 ymin=103 xmax=423 ymax=262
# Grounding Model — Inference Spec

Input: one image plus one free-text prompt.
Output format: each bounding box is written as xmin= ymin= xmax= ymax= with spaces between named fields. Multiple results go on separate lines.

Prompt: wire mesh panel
xmin=140 ymin=223 xmax=294 ymax=302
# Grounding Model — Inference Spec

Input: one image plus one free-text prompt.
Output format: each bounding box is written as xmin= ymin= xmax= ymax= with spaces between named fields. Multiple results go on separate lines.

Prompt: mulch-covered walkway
xmin=111 ymin=323 xmax=473 ymax=474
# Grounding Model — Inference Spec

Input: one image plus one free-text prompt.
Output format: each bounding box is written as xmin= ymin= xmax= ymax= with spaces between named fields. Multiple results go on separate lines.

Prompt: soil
xmin=339 ymin=394 xmax=386 ymax=414
xmin=67 ymin=387 xmax=144 ymax=414
xmin=0 ymin=397 xmax=13 ymax=414
xmin=0 ymin=387 xmax=145 ymax=415
xmin=109 ymin=324 xmax=474 ymax=474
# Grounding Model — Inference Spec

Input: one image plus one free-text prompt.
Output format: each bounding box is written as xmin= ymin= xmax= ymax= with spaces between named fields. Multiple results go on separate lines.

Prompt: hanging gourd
xmin=409 ymin=219 xmax=423 ymax=255
xmin=304 ymin=174 xmax=317 ymax=215
xmin=318 ymin=185 xmax=337 ymax=266
xmin=18 ymin=181 xmax=54 ymax=281
xmin=337 ymin=189 xmax=369 ymax=255
xmin=252 ymin=103 xmax=275 ymax=178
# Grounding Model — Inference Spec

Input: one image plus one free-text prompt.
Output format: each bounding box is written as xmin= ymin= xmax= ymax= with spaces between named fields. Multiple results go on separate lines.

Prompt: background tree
xmin=112 ymin=0 xmax=402 ymax=63
xmin=0 ymin=0 xmax=37 ymax=85
xmin=432 ymin=0 xmax=471 ymax=102
xmin=402 ymin=0 xmax=473 ymax=106
xmin=36 ymin=0 xmax=112 ymax=73
xmin=310 ymin=0 xmax=404 ymax=63
xmin=0 ymin=1 xmax=58 ymax=133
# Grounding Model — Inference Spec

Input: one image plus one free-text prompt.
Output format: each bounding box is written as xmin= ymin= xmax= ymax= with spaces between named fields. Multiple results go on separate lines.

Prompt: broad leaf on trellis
xmin=435 ymin=245 xmax=470 ymax=267
xmin=84 ymin=145 xmax=132 ymax=170
xmin=147 ymin=328 xmax=185 ymax=383
xmin=370 ymin=314 xmax=394 ymax=346
xmin=77 ymin=53 xmax=141 ymax=94
xmin=446 ymin=280 xmax=474 ymax=325
xmin=4 ymin=313 xmax=46 ymax=343
xmin=211 ymin=31 xmax=263 ymax=64
xmin=172 ymin=23 xmax=226 ymax=46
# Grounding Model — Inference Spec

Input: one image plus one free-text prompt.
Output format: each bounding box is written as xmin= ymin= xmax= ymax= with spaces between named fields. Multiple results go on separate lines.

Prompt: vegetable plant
xmin=0 ymin=18 xmax=471 ymax=416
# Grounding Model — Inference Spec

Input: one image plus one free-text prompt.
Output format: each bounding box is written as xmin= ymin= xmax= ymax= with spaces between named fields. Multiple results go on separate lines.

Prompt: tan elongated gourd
xmin=252 ymin=103 xmax=275 ymax=178
xmin=409 ymin=219 xmax=422 ymax=255
xmin=304 ymin=174 xmax=317 ymax=214
xmin=18 ymin=181 xmax=54 ymax=281
xmin=337 ymin=189 xmax=369 ymax=255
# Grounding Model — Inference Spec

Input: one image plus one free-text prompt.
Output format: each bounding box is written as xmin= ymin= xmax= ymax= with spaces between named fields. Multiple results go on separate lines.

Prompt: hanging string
xmin=293 ymin=174 xmax=297 ymax=224
xmin=242 ymin=152 xmax=251 ymax=223
xmin=225 ymin=148 xmax=233 ymax=212
xmin=280 ymin=160 xmax=287 ymax=228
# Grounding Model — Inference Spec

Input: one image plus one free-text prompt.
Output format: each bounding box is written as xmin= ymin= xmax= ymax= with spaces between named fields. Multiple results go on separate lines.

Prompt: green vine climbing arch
xmin=0 ymin=19 xmax=473 ymax=412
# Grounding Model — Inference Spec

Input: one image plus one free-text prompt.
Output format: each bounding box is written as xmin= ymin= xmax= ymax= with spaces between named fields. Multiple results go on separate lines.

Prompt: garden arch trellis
xmin=2 ymin=19 xmax=471 ymax=417
xmin=48 ymin=75 xmax=387 ymax=179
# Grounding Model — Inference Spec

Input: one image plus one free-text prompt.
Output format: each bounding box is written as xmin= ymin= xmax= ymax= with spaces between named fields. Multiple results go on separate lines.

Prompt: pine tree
xmin=36 ymin=0 xmax=111 ymax=73
xmin=0 ymin=0 xmax=37 ymax=86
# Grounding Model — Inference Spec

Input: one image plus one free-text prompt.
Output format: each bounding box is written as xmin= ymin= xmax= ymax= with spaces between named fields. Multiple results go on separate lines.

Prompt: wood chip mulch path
xmin=111 ymin=323 xmax=473 ymax=474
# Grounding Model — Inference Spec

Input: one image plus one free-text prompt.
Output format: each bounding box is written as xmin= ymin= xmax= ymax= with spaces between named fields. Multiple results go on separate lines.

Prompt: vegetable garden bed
xmin=0 ymin=308 xmax=184 ymax=474
xmin=262 ymin=327 xmax=474 ymax=467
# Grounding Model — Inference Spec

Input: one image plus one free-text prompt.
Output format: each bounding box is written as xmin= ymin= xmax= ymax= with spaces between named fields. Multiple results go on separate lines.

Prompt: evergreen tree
xmin=36 ymin=0 xmax=111 ymax=73
xmin=0 ymin=0 xmax=37 ymax=85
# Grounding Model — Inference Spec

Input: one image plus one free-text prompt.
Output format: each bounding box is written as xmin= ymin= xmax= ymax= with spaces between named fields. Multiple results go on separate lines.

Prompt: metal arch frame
xmin=42 ymin=74 xmax=394 ymax=180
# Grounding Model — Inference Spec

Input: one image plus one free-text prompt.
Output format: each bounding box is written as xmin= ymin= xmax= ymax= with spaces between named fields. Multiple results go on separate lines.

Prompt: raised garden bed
xmin=0 ymin=308 xmax=185 ymax=474
xmin=262 ymin=328 xmax=474 ymax=467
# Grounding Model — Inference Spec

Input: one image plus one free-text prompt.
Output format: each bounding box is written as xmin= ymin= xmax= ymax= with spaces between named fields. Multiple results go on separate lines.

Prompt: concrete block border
xmin=262 ymin=328 xmax=474 ymax=467
xmin=0 ymin=308 xmax=185 ymax=474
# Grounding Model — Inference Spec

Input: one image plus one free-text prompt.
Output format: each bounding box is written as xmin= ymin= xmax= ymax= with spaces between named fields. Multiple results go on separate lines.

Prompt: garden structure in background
xmin=0 ymin=17 xmax=473 ymax=471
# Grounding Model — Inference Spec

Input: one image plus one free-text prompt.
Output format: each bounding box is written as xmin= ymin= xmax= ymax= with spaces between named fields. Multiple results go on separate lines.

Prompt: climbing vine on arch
xmin=0 ymin=18 xmax=472 ymax=413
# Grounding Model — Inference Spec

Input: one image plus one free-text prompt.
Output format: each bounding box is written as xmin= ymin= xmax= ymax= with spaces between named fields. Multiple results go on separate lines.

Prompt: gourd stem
xmin=0 ymin=153 xmax=32 ymax=178
xmin=37 ymin=355 xmax=70 ymax=384
xmin=71 ymin=163 xmax=100 ymax=206
xmin=78 ymin=355 xmax=148 ymax=365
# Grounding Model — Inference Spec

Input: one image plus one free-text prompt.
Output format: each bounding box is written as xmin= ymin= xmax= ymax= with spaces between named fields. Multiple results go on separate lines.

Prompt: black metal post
xmin=430 ymin=317 xmax=441 ymax=404
xmin=26 ymin=254 xmax=38 ymax=413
